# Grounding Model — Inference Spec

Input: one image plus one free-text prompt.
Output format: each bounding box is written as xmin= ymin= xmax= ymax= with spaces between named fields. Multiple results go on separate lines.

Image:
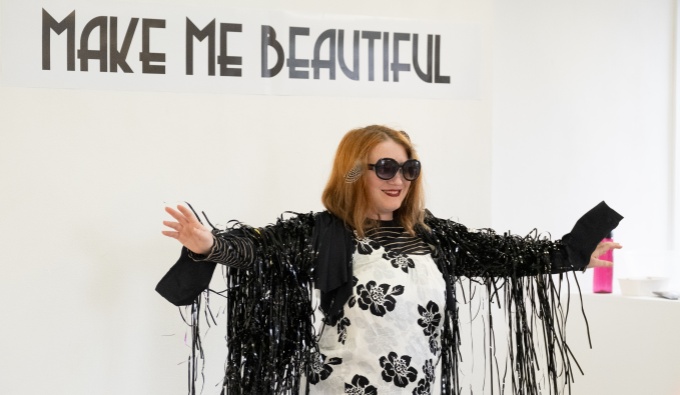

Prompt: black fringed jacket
xmin=157 ymin=201 xmax=622 ymax=394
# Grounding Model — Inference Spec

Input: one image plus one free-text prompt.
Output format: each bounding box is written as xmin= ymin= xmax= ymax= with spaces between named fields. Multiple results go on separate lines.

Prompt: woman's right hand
xmin=162 ymin=204 xmax=214 ymax=255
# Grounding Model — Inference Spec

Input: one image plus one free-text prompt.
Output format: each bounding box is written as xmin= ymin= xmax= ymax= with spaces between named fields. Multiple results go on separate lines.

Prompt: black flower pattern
xmin=412 ymin=379 xmax=431 ymax=395
xmin=345 ymin=374 xmax=378 ymax=394
xmin=422 ymin=359 xmax=436 ymax=383
xmin=428 ymin=332 xmax=440 ymax=356
xmin=337 ymin=317 xmax=351 ymax=344
xmin=356 ymin=281 xmax=405 ymax=317
xmin=409 ymin=360 xmax=437 ymax=394
xmin=348 ymin=276 xmax=359 ymax=308
xmin=383 ymin=250 xmax=415 ymax=273
xmin=417 ymin=301 xmax=442 ymax=336
xmin=309 ymin=351 xmax=342 ymax=384
xmin=380 ymin=352 xmax=418 ymax=387
xmin=356 ymin=237 xmax=381 ymax=255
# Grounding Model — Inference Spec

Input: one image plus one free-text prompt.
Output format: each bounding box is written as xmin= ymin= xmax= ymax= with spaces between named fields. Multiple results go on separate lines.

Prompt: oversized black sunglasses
xmin=368 ymin=158 xmax=421 ymax=181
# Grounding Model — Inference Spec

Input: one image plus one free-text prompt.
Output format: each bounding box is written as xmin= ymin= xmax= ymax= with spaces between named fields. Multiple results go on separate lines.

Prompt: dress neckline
xmin=377 ymin=219 xmax=400 ymax=228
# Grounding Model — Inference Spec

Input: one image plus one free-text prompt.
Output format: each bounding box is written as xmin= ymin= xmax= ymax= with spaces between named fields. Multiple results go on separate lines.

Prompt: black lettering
xmin=42 ymin=9 xmax=76 ymax=71
xmin=361 ymin=31 xmax=380 ymax=82
xmin=391 ymin=33 xmax=410 ymax=82
xmin=77 ymin=16 xmax=107 ymax=72
xmin=186 ymin=19 xmax=216 ymax=76
xmin=311 ymin=29 xmax=336 ymax=80
xmin=110 ymin=17 xmax=138 ymax=73
xmin=286 ymin=27 xmax=310 ymax=79
xmin=412 ymin=34 xmax=432 ymax=83
xmin=217 ymin=23 xmax=242 ymax=77
xmin=338 ymin=30 xmax=359 ymax=81
xmin=382 ymin=32 xmax=389 ymax=82
xmin=261 ymin=25 xmax=284 ymax=78
xmin=140 ymin=19 xmax=166 ymax=74
xmin=433 ymin=35 xmax=450 ymax=84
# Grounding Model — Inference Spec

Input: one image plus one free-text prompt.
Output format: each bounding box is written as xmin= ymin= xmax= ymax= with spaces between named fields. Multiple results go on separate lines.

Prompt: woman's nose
xmin=387 ymin=171 xmax=406 ymax=184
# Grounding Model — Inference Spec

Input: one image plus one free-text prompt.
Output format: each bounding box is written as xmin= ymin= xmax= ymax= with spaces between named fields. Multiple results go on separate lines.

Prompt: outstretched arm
xmin=426 ymin=201 xmax=623 ymax=277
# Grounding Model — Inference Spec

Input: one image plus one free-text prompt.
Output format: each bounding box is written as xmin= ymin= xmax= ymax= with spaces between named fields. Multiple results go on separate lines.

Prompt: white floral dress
xmin=309 ymin=223 xmax=447 ymax=395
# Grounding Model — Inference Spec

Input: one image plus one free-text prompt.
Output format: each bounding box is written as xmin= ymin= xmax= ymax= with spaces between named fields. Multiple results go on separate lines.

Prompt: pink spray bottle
xmin=593 ymin=232 xmax=614 ymax=293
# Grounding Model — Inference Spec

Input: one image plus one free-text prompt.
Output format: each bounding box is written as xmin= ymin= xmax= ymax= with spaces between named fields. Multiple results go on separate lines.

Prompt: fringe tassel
xmin=423 ymin=216 xmax=590 ymax=395
xmin=221 ymin=213 xmax=318 ymax=394
xmin=183 ymin=213 xmax=589 ymax=395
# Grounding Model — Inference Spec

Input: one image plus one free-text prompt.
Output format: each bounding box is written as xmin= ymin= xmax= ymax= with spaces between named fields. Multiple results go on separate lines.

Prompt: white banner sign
xmin=1 ymin=0 xmax=482 ymax=99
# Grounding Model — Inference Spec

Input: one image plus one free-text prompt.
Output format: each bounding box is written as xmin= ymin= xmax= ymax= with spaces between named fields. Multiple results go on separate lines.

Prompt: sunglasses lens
xmin=371 ymin=158 xmax=421 ymax=180
xmin=402 ymin=160 xmax=421 ymax=181
xmin=375 ymin=158 xmax=399 ymax=180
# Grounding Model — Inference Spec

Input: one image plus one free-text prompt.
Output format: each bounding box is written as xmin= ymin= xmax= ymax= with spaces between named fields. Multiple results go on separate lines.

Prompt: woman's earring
xmin=344 ymin=163 xmax=362 ymax=183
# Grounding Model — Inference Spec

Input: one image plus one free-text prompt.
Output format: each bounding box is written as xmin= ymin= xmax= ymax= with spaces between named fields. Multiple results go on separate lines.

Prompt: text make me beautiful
xmin=42 ymin=10 xmax=452 ymax=83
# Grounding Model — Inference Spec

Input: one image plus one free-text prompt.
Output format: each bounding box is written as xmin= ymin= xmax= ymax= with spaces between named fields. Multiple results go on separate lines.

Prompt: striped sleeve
xmin=188 ymin=234 xmax=255 ymax=269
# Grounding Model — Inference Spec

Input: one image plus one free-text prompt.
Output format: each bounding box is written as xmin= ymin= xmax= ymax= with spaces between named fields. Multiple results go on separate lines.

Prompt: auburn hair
xmin=321 ymin=125 xmax=427 ymax=238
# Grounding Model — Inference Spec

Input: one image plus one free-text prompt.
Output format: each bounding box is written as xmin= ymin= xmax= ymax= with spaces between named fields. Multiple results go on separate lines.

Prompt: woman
xmin=158 ymin=125 xmax=622 ymax=394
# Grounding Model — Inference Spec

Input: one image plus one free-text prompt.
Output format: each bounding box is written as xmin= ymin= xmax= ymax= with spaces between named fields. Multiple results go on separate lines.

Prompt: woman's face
xmin=365 ymin=139 xmax=411 ymax=220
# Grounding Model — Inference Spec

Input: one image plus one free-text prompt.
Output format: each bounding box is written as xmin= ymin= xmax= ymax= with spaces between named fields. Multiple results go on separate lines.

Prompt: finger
xmin=593 ymin=241 xmax=623 ymax=256
xmin=588 ymin=258 xmax=610 ymax=269
xmin=176 ymin=204 xmax=202 ymax=225
xmin=162 ymin=220 xmax=181 ymax=231
xmin=597 ymin=241 xmax=621 ymax=249
xmin=165 ymin=206 xmax=188 ymax=224
xmin=162 ymin=230 xmax=179 ymax=239
xmin=590 ymin=258 xmax=613 ymax=268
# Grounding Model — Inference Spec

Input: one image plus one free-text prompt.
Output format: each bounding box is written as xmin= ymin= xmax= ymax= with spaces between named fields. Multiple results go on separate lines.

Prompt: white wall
xmin=0 ymin=1 xmax=494 ymax=394
xmin=492 ymin=0 xmax=674 ymax=262
xmin=492 ymin=0 xmax=680 ymax=394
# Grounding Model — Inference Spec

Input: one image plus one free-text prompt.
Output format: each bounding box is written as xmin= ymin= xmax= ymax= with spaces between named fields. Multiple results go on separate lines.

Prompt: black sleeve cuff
xmin=560 ymin=201 xmax=623 ymax=271
xmin=155 ymin=247 xmax=218 ymax=306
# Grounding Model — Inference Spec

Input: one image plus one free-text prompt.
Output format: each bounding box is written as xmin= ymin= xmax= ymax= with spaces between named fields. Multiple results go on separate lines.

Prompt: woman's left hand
xmin=587 ymin=241 xmax=623 ymax=268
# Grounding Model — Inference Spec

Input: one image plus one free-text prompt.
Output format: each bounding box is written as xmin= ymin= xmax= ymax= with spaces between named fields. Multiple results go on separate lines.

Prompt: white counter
xmin=566 ymin=294 xmax=680 ymax=395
